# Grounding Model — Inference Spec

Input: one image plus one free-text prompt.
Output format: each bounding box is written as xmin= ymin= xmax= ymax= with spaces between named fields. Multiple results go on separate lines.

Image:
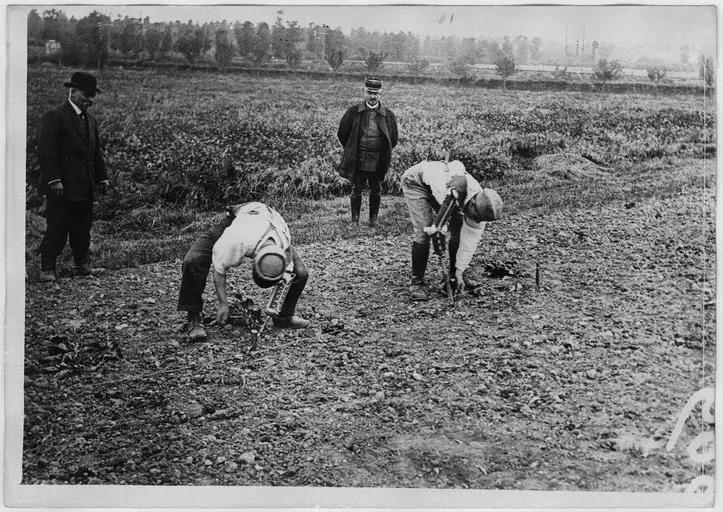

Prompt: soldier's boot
xmin=351 ymin=196 xmax=361 ymax=224
xmin=40 ymin=255 xmax=57 ymax=282
xmin=409 ymin=241 xmax=430 ymax=301
xmin=369 ymin=195 xmax=381 ymax=226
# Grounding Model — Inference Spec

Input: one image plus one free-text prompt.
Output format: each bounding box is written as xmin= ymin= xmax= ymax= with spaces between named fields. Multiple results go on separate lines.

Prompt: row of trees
xmin=28 ymin=9 xmax=714 ymax=87
xmin=26 ymin=8 xmax=601 ymax=69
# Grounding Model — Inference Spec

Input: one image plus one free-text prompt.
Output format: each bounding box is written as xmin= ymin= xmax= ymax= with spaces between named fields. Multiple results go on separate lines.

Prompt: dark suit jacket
xmin=337 ymin=102 xmax=398 ymax=182
xmin=37 ymin=101 xmax=108 ymax=201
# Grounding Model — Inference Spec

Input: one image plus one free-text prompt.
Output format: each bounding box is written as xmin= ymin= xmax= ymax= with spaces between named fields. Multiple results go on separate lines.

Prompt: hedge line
xmin=35 ymin=56 xmax=713 ymax=97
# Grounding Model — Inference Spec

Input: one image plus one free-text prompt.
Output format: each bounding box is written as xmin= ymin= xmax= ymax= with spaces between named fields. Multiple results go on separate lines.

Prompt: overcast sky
xmin=26 ymin=3 xmax=717 ymax=49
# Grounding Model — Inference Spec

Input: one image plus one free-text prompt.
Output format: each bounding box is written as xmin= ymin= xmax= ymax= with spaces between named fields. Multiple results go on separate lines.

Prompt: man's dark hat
xmin=64 ymin=71 xmax=101 ymax=95
xmin=364 ymin=77 xmax=382 ymax=92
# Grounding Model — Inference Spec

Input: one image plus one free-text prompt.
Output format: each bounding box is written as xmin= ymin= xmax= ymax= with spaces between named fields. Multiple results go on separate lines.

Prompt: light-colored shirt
xmin=212 ymin=202 xmax=292 ymax=276
xmin=412 ymin=160 xmax=486 ymax=273
xmin=413 ymin=159 xmax=483 ymax=207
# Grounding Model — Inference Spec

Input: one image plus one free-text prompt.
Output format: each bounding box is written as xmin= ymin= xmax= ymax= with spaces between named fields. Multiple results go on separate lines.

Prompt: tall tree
xmin=405 ymin=31 xmax=420 ymax=60
xmin=325 ymin=27 xmax=345 ymax=71
xmin=75 ymin=11 xmax=111 ymax=70
xmin=28 ymin=9 xmax=43 ymax=44
xmin=234 ymin=21 xmax=255 ymax=57
xmin=40 ymin=9 xmax=68 ymax=41
xmin=284 ymin=20 xmax=303 ymax=68
xmin=143 ymin=25 xmax=164 ymax=61
xmin=514 ymin=35 xmax=530 ymax=64
xmin=271 ymin=10 xmax=286 ymax=60
xmin=215 ymin=29 xmax=235 ymax=70
xmin=175 ymin=25 xmax=205 ymax=64
xmin=530 ymin=37 xmax=543 ymax=62
xmin=488 ymin=40 xmax=501 ymax=60
xmin=461 ymin=37 xmax=478 ymax=64
xmin=118 ymin=17 xmax=143 ymax=56
xmin=250 ymin=22 xmax=271 ymax=67
xmin=160 ymin=25 xmax=174 ymax=55
xmin=305 ymin=23 xmax=322 ymax=57
xmin=442 ymin=36 xmax=457 ymax=60
xmin=699 ymin=54 xmax=714 ymax=86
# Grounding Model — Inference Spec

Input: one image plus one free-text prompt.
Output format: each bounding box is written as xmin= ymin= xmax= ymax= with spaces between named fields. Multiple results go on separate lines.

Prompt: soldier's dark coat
xmin=337 ymin=101 xmax=398 ymax=182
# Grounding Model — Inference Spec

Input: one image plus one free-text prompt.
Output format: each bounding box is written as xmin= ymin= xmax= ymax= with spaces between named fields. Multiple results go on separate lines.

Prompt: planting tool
xmin=423 ymin=155 xmax=460 ymax=304
xmin=432 ymin=233 xmax=454 ymax=303
xmin=249 ymin=271 xmax=295 ymax=351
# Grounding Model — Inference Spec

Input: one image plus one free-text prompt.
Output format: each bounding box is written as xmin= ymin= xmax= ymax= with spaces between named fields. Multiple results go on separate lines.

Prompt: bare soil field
xmin=22 ymin=159 xmax=715 ymax=491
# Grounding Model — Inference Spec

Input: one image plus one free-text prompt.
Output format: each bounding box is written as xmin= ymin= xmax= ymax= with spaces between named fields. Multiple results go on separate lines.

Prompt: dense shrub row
xmin=25 ymin=66 xmax=715 ymax=218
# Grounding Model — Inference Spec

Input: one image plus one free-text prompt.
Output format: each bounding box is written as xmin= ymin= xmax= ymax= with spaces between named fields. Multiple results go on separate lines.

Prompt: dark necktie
xmin=79 ymin=112 xmax=88 ymax=138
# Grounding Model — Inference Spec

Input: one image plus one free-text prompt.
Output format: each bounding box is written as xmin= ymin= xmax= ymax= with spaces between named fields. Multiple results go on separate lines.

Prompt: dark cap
xmin=64 ymin=71 xmax=101 ymax=96
xmin=364 ymin=77 xmax=382 ymax=93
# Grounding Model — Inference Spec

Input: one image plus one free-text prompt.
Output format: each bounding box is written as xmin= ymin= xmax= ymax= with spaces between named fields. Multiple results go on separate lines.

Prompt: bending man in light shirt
xmin=177 ymin=202 xmax=309 ymax=341
xmin=401 ymin=159 xmax=503 ymax=301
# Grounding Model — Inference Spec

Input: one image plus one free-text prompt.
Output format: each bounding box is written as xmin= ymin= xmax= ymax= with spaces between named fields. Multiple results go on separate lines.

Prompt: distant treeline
xmin=28 ymin=8 xmax=701 ymax=74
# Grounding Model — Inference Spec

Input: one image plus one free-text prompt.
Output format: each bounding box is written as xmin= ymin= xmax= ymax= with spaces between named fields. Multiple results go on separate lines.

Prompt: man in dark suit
xmin=337 ymin=77 xmax=398 ymax=226
xmin=37 ymin=71 xmax=110 ymax=282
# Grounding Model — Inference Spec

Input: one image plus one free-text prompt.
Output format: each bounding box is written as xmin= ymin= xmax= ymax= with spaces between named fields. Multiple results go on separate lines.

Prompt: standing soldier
xmin=337 ymin=77 xmax=398 ymax=226
xmin=401 ymin=158 xmax=503 ymax=301
xmin=37 ymin=71 xmax=111 ymax=282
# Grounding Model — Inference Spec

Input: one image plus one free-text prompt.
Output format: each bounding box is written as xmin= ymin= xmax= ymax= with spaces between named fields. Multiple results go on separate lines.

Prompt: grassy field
xmin=25 ymin=65 xmax=714 ymax=276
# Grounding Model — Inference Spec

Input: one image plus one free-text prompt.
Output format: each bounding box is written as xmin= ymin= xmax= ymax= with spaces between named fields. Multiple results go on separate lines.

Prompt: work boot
xmin=369 ymin=195 xmax=381 ymax=226
xmin=273 ymin=315 xmax=310 ymax=329
xmin=38 ymin=269 xmax=56 ymax=283
xmin=73 ymin=263 xmax=92 ymax=276
xmin=411 ymin=241 xmax=430 ymax=279
xmin=187 ymin=312 xmax=207 ymax=341
xmin=409 ymin=277 xmax=429 ymax=301
xmin=188 ymin=325 xmax=208 ymax=342
xmin=350 ymin=196 xmax=361 ymax=224
xmin=73 ymin=264 xmax=105 ymax=277
xmin=462 ymin=270 xmax=482 ymax=290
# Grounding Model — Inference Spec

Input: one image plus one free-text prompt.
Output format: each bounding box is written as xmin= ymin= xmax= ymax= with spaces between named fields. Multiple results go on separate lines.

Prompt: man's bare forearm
xmin=213 ymin=270 xmax=228 ymax=307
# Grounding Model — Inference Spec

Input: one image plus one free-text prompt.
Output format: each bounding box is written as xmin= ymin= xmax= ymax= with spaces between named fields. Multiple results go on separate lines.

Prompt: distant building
xmin=45 ymin=40 xmax=61 ymax=55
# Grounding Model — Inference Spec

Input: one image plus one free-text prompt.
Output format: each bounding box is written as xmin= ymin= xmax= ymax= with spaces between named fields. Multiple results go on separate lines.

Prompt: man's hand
xmin=216 ymin=304 xmax=230 ymax=324
xmin=49 ymin=181 xmax=63 ymax=197
xmin=98 ymin=180 xmax=110 ymax=196
xmin=448 ymin=175 xmax=467 ymax=195
xmin=423 ymin=224 xmax=449 ymax=236
xmin=423 ymin=224 xmax=438 ymax=236
xmin=454 ymin=268 xmax=465 ymax=292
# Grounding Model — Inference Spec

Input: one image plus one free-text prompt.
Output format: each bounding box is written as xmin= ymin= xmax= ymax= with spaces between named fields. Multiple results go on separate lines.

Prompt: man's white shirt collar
xmin=68 ymin=99 xmax=82 ymax=115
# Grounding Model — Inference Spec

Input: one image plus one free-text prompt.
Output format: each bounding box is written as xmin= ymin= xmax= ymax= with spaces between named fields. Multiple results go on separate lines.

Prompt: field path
xmin=23 ymin=182 xmax=715 ymax=490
